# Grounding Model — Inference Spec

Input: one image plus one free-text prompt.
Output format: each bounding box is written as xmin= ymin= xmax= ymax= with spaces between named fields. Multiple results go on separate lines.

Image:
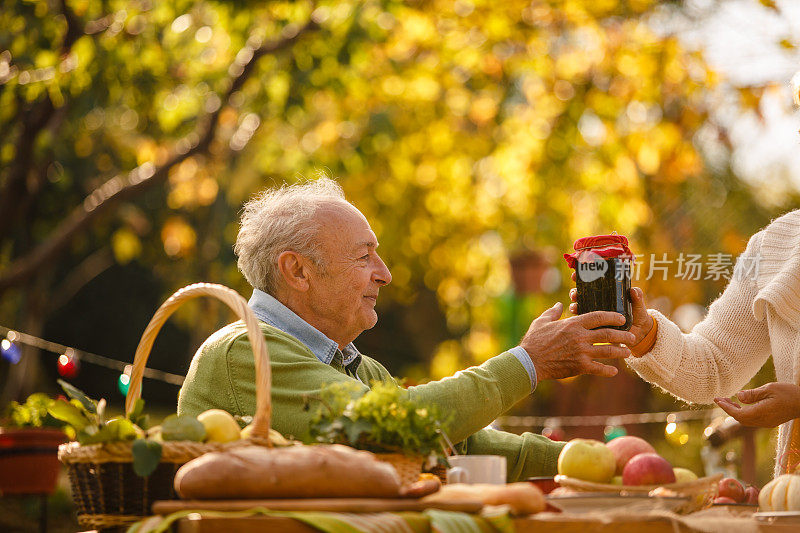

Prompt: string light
xmin=3 ymin=324 xmax=725 ymax=438
xmin=0 ymin=325 xmax=184 ymax=386
xmin=500 ymin=409 xmax=722 ymax=429
xmin=57 ymin=348 xmax=80 ymax=378
xmin=604 ymin=425 xmax=627 ymax=442
xmin=1 ymin=335 xmax=21 ymax=364
xmin=665 ymin=413 xmax=690 ymax=445
xmin=541 ymin=417 xmax=565 ymax=441
xmin=118 ymin=364 xmax=132 ymax=396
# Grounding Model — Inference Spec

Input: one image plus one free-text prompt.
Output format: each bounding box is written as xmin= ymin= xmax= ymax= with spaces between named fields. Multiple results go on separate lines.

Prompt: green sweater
xmin=177 ymin=321 xmax=565 ymax=481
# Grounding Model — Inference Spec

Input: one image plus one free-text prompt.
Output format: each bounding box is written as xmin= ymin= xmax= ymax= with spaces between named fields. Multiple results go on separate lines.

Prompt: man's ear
xmin=277 ymin=250 xmax=311 ymax=292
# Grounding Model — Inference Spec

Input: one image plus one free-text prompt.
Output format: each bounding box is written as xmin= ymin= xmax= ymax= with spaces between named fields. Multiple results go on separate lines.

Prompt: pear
xmin=673 ymin=467 xmax=698 ymax=484
xmin=197 ymin=409 xmax=240 ymax=443
xmin=240 ymin=424 xmax=291 ymax=446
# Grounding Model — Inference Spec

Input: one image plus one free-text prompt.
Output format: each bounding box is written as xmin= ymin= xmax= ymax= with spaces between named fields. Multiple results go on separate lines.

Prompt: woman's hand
xmin=714 ymin=383 xmax=800 ymax=428
xmin=568 ymin=272 xmax=653 ymax=346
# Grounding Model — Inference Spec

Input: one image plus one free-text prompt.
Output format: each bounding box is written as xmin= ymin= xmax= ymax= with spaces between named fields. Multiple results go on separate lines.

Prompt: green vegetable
xmin=308 ymin=381 xmax=450 ymax=460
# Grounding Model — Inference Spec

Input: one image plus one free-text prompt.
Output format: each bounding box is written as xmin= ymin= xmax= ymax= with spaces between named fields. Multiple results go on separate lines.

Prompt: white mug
xmin=446 ymin=455 xmax=507 ymax=485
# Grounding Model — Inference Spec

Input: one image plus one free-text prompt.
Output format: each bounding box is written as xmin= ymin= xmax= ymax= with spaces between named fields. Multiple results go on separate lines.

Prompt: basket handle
xmin=124 ymin=283 xmax=271 ymax=442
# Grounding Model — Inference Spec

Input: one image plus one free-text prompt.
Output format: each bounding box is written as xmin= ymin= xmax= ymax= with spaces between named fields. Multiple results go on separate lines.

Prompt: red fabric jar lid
xmin=564 ymin=233 xmax=633 ymax=269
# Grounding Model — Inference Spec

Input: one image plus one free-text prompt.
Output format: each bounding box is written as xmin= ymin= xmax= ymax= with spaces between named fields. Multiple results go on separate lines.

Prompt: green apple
xmin=673 ymin=467 xmax=698 ymax=484
xmin=611 ymin=475 xmax=623 ymax=485
xmin=557 ymin=438 xmax=616 ymax=483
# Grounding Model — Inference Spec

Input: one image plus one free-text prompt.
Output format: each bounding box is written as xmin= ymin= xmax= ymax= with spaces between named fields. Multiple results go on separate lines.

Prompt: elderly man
xmin=178 ymin=178 xmax=635 ymax=480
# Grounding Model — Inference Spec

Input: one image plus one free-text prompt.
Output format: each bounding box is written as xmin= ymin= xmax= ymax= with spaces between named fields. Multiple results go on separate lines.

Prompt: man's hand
xmin=714 ymin=383 xmax=800 ymax=428
xmin=569 ymin=281 xmax=653 ymax=347
xmin=520 ymin=302 xmax=636 ymax=381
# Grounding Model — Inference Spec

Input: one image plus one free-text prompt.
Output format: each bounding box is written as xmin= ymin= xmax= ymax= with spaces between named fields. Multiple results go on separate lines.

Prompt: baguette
xmin=174 ymin=444 xmax=402 ymax=499
xmin=422 ymin=482 xmax=545 ymax=515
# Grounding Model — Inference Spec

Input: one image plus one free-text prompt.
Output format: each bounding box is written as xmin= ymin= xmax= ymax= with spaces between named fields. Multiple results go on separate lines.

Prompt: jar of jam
xmin=563 ymin=233 xmax=633 ymax=331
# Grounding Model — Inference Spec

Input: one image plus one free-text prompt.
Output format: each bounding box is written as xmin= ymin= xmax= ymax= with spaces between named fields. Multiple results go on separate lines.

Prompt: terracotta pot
xmin=0 ymin=427 xmax=67 ymax=495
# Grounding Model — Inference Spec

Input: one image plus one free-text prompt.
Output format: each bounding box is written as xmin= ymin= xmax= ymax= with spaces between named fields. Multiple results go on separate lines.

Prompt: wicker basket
xmin=554 ymin=473 xmax=722 ymax=514
xmin=375 ymin=453 xmax=425 ymax=486
xmin=58 ymin=283 xmax=274 ymax=531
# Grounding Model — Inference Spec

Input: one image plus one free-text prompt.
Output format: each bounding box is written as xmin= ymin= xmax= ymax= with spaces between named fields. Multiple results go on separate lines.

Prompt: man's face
xmin=305 ymin=202 xmax=392 ymax=346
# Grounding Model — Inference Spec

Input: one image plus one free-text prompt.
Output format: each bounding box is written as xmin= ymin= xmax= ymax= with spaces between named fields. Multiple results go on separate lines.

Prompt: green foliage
xmin=57 ymin=379 xmax=97 ymax=414
xmin=160 ymin=413 xmax=206 ymax=442
xmin=132 ymin=438 xmax=163 ymax=477
xmin=308 ymin=381 xmax=450 ymax=459
xmin=47 ymin=380 xmax=149 ymax=447
xmin=2 ymin=393 xmax=67 ymax=430
xmin=47 ymin=399 xmax=93 ymax=431
xmin=1 ymin=0 xmax=793 ymax=434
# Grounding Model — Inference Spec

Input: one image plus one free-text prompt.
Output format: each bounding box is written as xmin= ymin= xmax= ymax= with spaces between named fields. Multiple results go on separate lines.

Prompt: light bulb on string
xmin=57 ymin=348 xmax=80 ymax=378
xmin=118 ymin=364 xmax=132 ymax=396
xmin=541 ymin=417 xmax=565 ymax=441
xmin=1 ymin=335 xmax=21 ymax=364
xmin=665 ymin=413 xmax=690 ymax=446
xmin=604 ymin=424 xmax=627 ymax=442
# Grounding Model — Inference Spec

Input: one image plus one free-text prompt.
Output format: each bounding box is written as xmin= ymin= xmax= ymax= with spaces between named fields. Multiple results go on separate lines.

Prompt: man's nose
xmin=374 ymin=255 xmax=392 ymax=286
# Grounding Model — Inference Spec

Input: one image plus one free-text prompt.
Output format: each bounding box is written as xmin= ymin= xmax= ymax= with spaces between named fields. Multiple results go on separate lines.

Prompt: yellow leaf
xmin=112 ymin=228 xmax=142 ymax=264
xmin=759 ymin=0 xmax=779 ymax=11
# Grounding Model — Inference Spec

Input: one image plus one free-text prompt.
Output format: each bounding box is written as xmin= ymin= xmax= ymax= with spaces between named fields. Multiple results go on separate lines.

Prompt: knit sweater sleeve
xmin=464 ymin=428 xmax=566 ymax=481
xmin=405 ymin=352 xmax=533 ymax=444
xmin=626 ymin=231 xmax=772 ymax=404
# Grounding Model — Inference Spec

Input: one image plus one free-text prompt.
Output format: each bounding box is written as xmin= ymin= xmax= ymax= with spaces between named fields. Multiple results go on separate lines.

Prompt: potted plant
xmin=0 ymin=392 xmax=69 ymax=495
xmin=307 ymin=382 xmax=451 ymax=485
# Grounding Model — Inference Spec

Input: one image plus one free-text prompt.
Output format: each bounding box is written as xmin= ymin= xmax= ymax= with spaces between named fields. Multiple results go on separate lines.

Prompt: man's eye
xmin=359 ymin=254 xmax=370 ymax=260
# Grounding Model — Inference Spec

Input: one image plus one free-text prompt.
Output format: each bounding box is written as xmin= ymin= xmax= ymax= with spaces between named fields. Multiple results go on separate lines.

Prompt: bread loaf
xmin=174 ymin=444 xmax=402 ymax=499
xmin=422 ymin=482 xmax=545 ymax=515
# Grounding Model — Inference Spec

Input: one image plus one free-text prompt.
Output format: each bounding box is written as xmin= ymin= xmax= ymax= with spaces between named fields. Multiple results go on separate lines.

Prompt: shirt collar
xmin=248 ymin=288 xmax=361 ymax=366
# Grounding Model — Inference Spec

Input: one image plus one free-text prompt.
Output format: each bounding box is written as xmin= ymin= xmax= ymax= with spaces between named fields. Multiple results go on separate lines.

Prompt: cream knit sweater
xmin=627 ymin=209 xmax=800 ymax=475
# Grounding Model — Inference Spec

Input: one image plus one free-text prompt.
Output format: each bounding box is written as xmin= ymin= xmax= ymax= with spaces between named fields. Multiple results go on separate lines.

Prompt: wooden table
xmin=168 ymin=511 xmax=798 ymax=532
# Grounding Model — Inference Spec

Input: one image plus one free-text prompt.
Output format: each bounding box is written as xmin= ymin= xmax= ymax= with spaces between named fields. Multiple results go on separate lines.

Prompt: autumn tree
xmin=0 ymin=0 xmax=791 ymax=400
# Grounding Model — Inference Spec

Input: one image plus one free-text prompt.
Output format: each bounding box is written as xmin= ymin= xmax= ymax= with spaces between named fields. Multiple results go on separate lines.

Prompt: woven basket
xmin=554 ymin=473 xmax=722 ymax=514
xmin=375 ymin=453 xmax=425 ymax=487
xmin=58 ymin=283 xmax=274 ymax=531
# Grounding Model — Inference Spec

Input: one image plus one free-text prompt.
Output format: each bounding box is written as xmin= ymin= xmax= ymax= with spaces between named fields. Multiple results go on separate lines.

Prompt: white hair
xmin=235 ymin=178 xmax=349 ymax=294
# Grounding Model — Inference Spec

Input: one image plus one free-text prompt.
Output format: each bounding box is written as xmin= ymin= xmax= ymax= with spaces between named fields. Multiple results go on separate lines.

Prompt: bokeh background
xmin=1 ymin=0 xmax=800 ymax=529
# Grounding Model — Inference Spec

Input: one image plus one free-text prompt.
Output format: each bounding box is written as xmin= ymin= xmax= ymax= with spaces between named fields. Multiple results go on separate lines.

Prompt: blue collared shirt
xmin=247 ymin=288 xmax=536 ymax=391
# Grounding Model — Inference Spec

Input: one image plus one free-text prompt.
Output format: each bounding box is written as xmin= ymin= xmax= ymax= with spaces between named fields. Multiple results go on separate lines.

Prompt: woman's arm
xmin=622 ymin=232 xmax=772 ymax=404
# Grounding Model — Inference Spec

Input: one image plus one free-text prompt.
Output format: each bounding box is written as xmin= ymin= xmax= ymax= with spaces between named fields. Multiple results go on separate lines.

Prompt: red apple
xmin=714 ymin=496 xmax=737 ymax=505
xmin=621 ymin=453 xmax=676 ymax=486
xmin=718 ymin=478 xmax=745 ymax=503
xmin=606 ymin=436 xmax=657 ymax=475
xmin=744 ymin=485 xmax=759 ymax=505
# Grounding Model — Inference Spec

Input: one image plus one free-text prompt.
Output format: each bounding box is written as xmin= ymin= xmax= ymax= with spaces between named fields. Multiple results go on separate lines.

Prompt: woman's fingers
xmin=714 ymin=397 xmax=740 ymax=411
xmin=736 ymin=387 xmax=766 ymax=404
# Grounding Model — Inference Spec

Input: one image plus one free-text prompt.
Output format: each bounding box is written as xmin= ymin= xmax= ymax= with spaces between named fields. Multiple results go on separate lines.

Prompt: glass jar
xmin=564 ymin=234 xmax=633 ymax=331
